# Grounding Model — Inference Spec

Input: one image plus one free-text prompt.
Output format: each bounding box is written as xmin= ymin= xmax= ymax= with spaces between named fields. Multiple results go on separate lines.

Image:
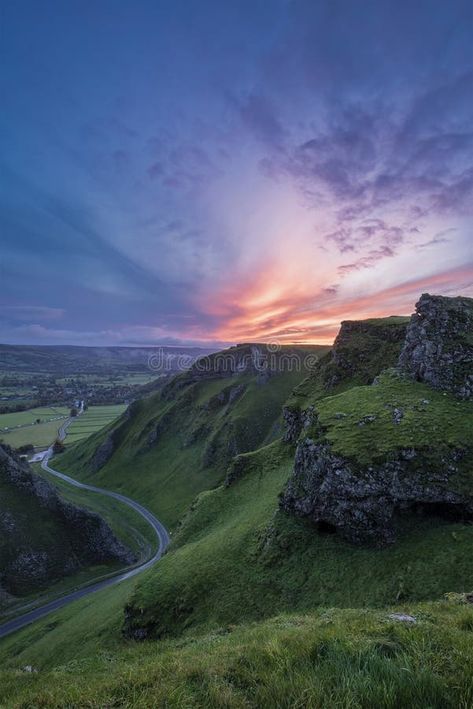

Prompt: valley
xmin=0 ymin=293 xmax=472 ymax=707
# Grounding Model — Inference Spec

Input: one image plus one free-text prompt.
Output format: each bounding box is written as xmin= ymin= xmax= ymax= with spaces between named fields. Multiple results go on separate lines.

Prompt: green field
xmin=0 ymin=406 xmax=69 ymax=429
xmin=65 ymin=405 xmax=127 ymax=445
xmin=0 ymin=404 xmax=126 ymax=450
xmin=0 ymin=406 xmax=70 ymax=449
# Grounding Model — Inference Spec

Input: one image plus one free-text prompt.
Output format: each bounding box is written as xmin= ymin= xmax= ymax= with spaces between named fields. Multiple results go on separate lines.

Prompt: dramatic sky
xmin=1 ymin=0 xmax=472 ymax=346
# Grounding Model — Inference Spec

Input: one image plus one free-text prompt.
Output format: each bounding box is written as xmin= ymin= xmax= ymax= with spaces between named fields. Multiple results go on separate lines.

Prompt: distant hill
xmin=0 ymin=344 xmax=216 ymax=375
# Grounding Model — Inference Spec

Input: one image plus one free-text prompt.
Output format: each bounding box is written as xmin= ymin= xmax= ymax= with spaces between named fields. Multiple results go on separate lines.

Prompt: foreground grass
xmin=1 ymin=601 xmax=473 ymax=708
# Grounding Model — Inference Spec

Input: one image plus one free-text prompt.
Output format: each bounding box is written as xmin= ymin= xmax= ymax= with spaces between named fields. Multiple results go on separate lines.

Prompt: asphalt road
xmin=0 ymin=411 xmax=170 ymax=639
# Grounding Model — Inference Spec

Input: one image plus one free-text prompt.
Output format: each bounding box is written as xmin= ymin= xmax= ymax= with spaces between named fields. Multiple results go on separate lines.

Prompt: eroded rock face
xmin=283 ymin=405 xmax=316 ymax=443
xmin=280 ymin=437 xmax=473 ymax=545
xmin=0 ymin=445 xmax=134 ymax=596
xmin=327 ymin=318 xmax=408 ymax=389
xmin=398 ymin=293 xmax=473 ymax=399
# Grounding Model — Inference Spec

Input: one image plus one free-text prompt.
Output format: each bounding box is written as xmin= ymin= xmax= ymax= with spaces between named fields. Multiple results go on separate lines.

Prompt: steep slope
xmin=283 ymin=315 xmax=409 ymax=441
xmin=121 ymin=294 xmax=473 ymax=639
xmin=56 ymin=344 xmax=329 ymax=528
xmin=0 ymin=445 xmax=133 ymax=601
xmin=282 ymin=293 xmax=473 ymax=543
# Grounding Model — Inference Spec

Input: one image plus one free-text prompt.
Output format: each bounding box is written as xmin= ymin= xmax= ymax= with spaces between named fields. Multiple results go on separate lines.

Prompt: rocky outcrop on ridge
xmin=281 ymin=436 xmax=473 ymax=545
xmin=281 ymin=294 xmax=473 ymax=545
xmin=398 ymin=293 xmax=473 ymax=399
xmin=283 ymin=316 xmax=408 ymax=443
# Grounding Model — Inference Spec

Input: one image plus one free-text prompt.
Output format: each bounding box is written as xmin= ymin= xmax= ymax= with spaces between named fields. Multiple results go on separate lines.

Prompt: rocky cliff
xmin=282 ymin=436 xmax=473 ymax=545
xmin=0 ymin=445 xmax=134 ymax=597
xmin=398 ymin=293 xmax=473 ymax=399
xmin=283 ymin=316 xmax=409 ymax=443
xmin=281 ymin=294 xmax=473 ymax=545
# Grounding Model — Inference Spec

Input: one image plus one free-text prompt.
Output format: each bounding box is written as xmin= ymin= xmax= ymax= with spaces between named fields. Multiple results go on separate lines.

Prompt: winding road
xmin=0 ymin=409 xmax=170 ymax=639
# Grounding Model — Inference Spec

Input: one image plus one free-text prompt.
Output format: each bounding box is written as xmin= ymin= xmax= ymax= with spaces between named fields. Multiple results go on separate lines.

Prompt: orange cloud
xmin=199 ymin=263 xmax=473 ymax=344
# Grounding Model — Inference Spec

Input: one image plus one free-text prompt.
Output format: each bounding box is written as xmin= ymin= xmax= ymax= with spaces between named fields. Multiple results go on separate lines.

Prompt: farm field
xmin=0 ymin=405 xmax=126 ymax=450
xmin=65 ymin=405 xmax=127 ymax=445
xmin=0 ymin=406 xmax=69 ymax=430
xmin=0 ymin=419 xmax=67 ymax=449
xmin=0 ymin=406 xmax=70 ymax=449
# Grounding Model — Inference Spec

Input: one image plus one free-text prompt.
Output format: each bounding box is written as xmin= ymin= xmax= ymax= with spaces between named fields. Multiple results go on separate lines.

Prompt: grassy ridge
xmin=287 ymin=316 xmax=408 ymax=410
xmin=314 ymin=370 xmax=473 ymax=465
xmin=56 ymin=349 xmax=328 ymax=529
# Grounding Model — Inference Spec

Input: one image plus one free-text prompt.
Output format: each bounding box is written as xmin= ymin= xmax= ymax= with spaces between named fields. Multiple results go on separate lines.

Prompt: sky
xmin=1 ymin=0 xmax=472 ymax=347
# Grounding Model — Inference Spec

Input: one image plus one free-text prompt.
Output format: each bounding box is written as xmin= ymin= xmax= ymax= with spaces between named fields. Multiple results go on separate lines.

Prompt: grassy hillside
xmin=56 ymin=345 xmax=329 ymax=528
xmin=123 ymin=434 xmax=473 ymax=640
xmin=1 ymin=599 xmax=473 ymax=707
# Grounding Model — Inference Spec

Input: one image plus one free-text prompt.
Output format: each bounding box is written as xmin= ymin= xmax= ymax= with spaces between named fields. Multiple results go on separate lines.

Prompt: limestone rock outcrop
xmin=281 ymin=436 xmax=473 ymax=545
xmin=281 ymin=294 xmax=473 ymax=546
xmin=398 ymin=293 xmax=473 ymax=399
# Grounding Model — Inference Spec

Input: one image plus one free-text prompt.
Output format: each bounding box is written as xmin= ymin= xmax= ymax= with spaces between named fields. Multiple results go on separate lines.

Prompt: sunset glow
xmin=1 ymin=1 xmax=472 ymax=347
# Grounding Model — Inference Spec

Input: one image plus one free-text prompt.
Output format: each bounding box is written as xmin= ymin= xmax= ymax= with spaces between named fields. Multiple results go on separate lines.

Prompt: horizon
xmin=1 ymin=1 xmax=472 ymax=347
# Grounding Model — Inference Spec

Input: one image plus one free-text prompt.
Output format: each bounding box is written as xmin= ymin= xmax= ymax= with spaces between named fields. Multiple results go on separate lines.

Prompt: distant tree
xmin=70 ymin=407 xmax=78 ymax=417
xmin=35 ymin=418 xmax=41 ymax=424
xmin=53 ymin=439 xmax=65 ymax=454
xmin=16 ymin=443 xmax=34 ymax=454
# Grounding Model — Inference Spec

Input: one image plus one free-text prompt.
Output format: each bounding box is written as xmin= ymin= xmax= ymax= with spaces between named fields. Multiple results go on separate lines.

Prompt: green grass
xmin=313 ymin=370 xmax=473 ymax=465
xmin=0 ymin=406 xmax=69 ymax=448
xmin=0 ymin=329 xmax=472 ymax=707
xmin=0 ymin=420 xmax=64 ymax=448
xmin=65 ymin=405 xmax=126 ymax=445
xmin=0 ymin=406 xmax=69 ymax=429
xmin=1 ymin=600 xmax=473 ymax=708
xmin=120 ymin=440 xmax=473 ymax=641
xmin=0 ymin=405 xmax=126 ymax=450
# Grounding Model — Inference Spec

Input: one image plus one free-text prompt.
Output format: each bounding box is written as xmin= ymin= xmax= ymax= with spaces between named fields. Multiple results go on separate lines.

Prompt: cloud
xmin=338 ymin=246 xmax=396 ymax=275
xmin=0 ymin=305 xmax=65 ymax=321
xmin=238 ymin=93 xmax=286 ymax=146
